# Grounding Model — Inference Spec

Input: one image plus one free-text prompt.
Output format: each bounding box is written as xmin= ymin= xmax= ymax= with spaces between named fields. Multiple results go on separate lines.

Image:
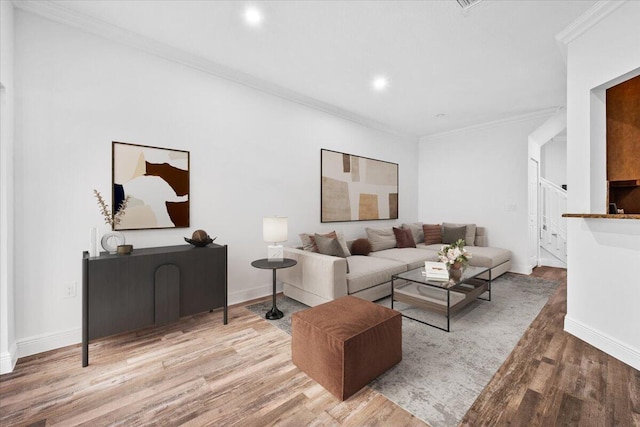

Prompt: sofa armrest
xmin=474 ymin=227 xmax=487 ymax=247
xmin=280 ymin=247 xmax=348 ymax=302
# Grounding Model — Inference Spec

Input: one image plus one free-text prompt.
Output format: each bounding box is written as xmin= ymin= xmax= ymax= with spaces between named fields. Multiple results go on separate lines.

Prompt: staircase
xmin=540 ymin=177 xmax=567 ymax=265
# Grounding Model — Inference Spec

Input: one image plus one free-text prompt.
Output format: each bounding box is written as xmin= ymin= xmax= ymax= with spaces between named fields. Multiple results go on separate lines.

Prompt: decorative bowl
xmin=184 ymin=236 xmax=216 ymax=247
xmin=117 ymin=244 xmax=133 ymax=255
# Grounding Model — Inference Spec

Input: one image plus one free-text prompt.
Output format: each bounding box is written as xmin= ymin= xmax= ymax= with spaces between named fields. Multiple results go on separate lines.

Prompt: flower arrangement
xmin=438 ymin=239 xmax=472 ymax=269
xmin=93 ymin=189 xmax=130 ymax=229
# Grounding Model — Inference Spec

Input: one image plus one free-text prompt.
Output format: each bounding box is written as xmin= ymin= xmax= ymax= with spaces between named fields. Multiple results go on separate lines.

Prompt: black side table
xmin=251 ymin=258 xmax=297 ymax=320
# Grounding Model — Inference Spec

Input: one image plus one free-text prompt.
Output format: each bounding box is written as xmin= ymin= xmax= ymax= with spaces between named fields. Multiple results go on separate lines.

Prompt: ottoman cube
xmin=291 ymin=295 xmax=402 ymax=400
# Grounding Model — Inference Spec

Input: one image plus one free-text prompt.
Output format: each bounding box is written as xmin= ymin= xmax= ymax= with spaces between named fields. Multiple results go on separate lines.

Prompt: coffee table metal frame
xmin=391 ymin=265 xmax=492 ymax=332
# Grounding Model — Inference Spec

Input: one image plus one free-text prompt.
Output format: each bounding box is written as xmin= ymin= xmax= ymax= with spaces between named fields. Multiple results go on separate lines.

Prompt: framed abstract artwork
xmin=112 ymin=141 xmax=190 ymax=230
xmin=321 ymin=149 xmax=398 ymax=222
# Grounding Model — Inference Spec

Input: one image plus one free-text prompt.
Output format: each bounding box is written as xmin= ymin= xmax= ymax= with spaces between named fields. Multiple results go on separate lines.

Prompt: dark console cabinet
xmin=82 ymin=244 xmax=227 ymax=366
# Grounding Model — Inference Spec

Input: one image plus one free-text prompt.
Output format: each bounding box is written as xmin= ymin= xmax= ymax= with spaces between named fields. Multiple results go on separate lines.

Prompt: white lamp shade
xmin=263 ymin=216 xmax=288 ymax=243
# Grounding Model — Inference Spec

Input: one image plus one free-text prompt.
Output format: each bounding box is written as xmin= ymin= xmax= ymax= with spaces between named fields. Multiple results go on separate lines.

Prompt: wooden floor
xmin=1 ymin=267 xmax=638 ymax=426
xmin=461 ymin=266 xmax=640 ymax=426
xmin=0 ymin=303 xmax=425 ymax=426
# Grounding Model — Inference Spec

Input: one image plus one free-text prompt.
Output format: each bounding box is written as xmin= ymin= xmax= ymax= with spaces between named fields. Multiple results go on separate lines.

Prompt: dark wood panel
xmin=154 ymin=264 xmax=180 ymax=326
xmin=607 ymin=74 xmax=640 ymax=182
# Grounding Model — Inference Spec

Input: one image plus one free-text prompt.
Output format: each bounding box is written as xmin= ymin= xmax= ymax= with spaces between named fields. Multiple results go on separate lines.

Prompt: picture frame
xmin=321 ymin=149 xmax=398 ymax=222
xmin=112 ymin=141 xmax=190 ymax=230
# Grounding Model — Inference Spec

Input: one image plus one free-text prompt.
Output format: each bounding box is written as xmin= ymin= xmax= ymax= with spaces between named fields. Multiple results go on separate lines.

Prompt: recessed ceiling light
xmin=372 ymin=76 xmax=389 ymax=91
xmin=244 ymin=6 xmax=263 ymax=27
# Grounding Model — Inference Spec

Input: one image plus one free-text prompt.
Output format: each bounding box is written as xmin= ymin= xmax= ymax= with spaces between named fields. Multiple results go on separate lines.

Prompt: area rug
xmin=247 ymin=272 xmax=559 ymax=427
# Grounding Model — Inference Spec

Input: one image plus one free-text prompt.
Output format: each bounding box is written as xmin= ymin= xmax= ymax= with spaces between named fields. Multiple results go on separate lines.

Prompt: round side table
xmin=251 ymin=258 xmax=297 ymax=320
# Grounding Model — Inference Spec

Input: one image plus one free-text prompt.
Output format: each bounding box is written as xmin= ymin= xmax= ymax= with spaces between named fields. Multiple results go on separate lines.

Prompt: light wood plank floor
xmin=0 ymin=302 xmax=425 ymax=426
xmin=1 ymin=267 xmax=638 ymax=426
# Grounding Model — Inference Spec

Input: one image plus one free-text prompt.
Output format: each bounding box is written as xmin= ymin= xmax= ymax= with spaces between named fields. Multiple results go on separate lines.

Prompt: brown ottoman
xmin=291 ymin=295 xmax=402 ymax=400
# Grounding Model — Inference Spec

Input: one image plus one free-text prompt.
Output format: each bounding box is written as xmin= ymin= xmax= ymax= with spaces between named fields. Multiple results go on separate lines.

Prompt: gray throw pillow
xmin=442 ymin=222 xmax=476 ymax=246
xmin=314 ymin=234 xmax=349 ymax=273
xmin=314 ymin=234 xmax=348 ymax=258
xmin=365 ymin=227 xmax=397 ymax=252
xmin=442 ymin=225 xmax=466 ymax=245
xmin=401 ymin=222 xmax=424 ymax=244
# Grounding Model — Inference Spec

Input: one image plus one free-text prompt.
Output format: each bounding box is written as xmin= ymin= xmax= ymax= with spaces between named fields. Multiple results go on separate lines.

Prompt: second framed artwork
xmin=321 ymin=149 xmax=398 ymax=222
xmin=112 ymin=141 xmax=190 ymax=230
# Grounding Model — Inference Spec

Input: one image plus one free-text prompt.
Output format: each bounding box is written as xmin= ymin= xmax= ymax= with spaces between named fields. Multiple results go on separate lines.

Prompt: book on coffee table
xmin=424 ymin=261 xmax=449 ymax=280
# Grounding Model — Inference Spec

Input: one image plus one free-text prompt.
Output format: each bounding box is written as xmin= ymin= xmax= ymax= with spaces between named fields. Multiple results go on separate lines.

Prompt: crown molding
xmin=555 ymin=0 xmax=628 ymax=63
xmin=420 ymin=107 xmax=559 ymax=141
xmin=12 ymin=0 xmax=418 ymax=142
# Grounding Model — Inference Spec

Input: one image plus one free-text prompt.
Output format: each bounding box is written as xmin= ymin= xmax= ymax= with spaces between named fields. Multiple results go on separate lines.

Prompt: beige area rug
xmin=248 ymin=273 xmax=559 ymax=427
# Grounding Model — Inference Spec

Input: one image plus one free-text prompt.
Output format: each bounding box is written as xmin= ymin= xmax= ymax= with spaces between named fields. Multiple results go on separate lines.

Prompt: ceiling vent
xmin=456 ymin=0 xmax=485 ymax=10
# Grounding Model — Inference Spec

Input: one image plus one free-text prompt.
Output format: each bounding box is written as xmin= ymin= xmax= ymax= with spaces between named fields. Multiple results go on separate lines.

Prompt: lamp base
xmin=267 ymin=244 xmax=283 ymax=262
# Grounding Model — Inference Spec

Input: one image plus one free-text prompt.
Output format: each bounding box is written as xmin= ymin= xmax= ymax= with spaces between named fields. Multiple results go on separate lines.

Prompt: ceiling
xmin=20 ymin=0 xmax=598 ymax=138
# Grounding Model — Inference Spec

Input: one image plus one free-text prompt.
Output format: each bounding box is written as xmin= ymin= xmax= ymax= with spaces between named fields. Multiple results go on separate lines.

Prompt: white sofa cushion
xmin=465 ymin=246 xmax=512 ymax=269
xmin=369 ymin=247 xmax=439 ymax=270
xmin=346 ymin=255 xmax=406 ymax=294
xmin=419 ymin=243 xmax=510 ymax=269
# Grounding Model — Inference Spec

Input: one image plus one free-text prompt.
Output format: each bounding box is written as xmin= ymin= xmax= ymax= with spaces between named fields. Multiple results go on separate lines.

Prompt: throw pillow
xmin=442 ymin=222 xmax=476 ymax=246
xmin=300 ymin=230 xmax=351 ymax=255
xmin=442 ymin=225 xmax=467 ymax=245
xmin=334 ymin=230 xmax=352 ymax=257
xmin=299 ymin=232 xmax=319 ymax=252
xmin=393 ymin=227 xmax=416 ymax=248
xmin=402 ymin=222 xmax=424 ymax=244
xmin=422 ymin=224 xmax=442 ymax=245
xmin=314 ymin=234 xmax=341 ymax=256
xmin=314 ymin=234 xmax=350 ymax=273
xmin=351 ymin=238 xmax=372 ymax=256
xmin=365 ymin=227 xmax=397 ymax=252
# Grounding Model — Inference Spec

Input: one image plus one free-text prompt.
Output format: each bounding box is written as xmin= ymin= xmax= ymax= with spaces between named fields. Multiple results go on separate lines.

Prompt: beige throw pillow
xmin=365 ymin=227 xmax=397 ymax=252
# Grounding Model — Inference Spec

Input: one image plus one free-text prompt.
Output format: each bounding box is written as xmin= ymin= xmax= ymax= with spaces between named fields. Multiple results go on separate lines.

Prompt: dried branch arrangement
xmin=93 ymin=189 xmax=131 ymax=229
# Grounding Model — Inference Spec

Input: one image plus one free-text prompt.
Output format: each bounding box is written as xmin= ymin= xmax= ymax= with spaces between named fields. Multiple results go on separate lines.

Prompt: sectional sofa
xmin=280 ymin=222 xmax=512 ymax=307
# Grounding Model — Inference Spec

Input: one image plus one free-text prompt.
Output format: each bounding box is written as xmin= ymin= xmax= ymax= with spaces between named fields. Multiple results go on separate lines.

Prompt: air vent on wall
xmin=456 ymin=0 xmax=484 ymax=10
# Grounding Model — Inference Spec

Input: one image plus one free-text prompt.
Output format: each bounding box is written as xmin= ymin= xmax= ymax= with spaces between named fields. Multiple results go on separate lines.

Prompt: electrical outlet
xmin=63 ymin=282 xmax=77 ymax=299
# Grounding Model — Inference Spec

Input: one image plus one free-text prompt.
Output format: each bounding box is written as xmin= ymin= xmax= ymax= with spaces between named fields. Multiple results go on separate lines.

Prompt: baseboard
xmin=17 ymin=328 xmax=81 ymax=359
xmin=229 ymin=282 xmax=282 ymax=306
xmin=564 ymin=315 xmax=640 ymax=371
xmin=10 ymin=285 xmax=279 ymax=361
xmin=509 ymin=262 xmax=532 ymax=275
xmin=539 ymin=257 xmax=567 ymax=269
xmin=0 ymin=342 xmax=18 ymax=374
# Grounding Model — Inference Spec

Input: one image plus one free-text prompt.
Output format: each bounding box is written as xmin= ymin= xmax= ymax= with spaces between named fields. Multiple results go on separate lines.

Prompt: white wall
xmin=564 ymin=1 xmax=640 ymax=370
xmin=418 ymin=115 xmax=548 ymax=275
xmin=13 ymin=11 xmax=419 ymax=359
xmin=541 ymin=137 xmax=567 ymax=187
xmin=0 ymin=0 xmax=17 ymax=374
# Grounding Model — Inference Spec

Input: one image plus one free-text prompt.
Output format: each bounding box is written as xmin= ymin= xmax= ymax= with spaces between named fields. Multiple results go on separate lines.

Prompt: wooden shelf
xmin=562 ymin=213 xmax=640 ymax=220
xmin=609 ymin=179 xmax=640 ymax=187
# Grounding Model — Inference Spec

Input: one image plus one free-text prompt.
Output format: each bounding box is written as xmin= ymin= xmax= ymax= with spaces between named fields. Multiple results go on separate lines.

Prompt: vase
xmin=449 ymin=262 xmax=463 ymax=281
xmin=101 ymin=230 xmax=125 ymax=254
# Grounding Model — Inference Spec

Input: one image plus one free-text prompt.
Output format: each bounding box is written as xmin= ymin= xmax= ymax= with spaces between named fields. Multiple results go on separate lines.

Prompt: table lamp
xmin=263 ymin=216 xmax=288 ymax=261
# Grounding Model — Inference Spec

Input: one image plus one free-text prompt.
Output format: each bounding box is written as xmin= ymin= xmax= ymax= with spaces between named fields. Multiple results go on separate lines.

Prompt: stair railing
xmin=540 ymin=177 xmax=567 ymax=264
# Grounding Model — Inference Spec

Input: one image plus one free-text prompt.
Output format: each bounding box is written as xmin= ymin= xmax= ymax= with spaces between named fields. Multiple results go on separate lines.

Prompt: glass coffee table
xmin=391 ymin=265 xmax=491 ymax=332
